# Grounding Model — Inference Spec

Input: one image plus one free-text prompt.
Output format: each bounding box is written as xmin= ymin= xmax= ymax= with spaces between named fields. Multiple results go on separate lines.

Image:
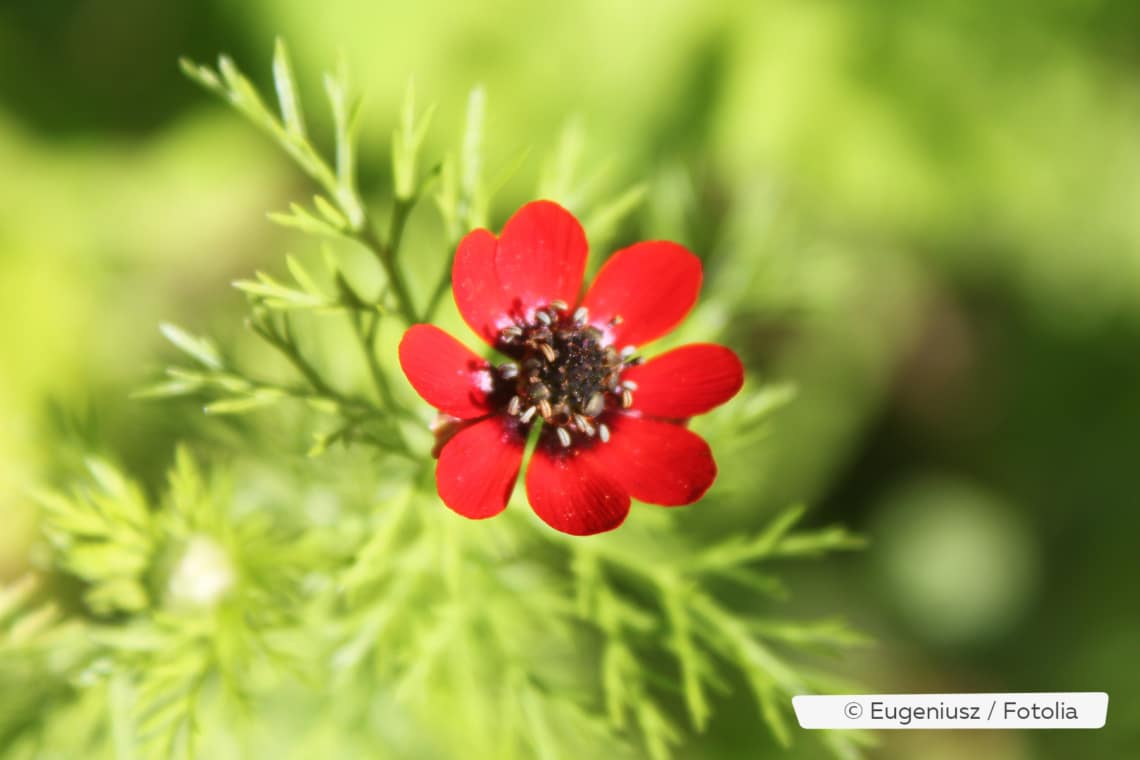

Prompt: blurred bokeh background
xmin=2 ymin=1 xmax=1138 ymax=758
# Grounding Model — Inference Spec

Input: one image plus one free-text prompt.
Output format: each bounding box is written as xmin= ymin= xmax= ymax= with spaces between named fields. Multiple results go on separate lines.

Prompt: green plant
xmin=2 ymin=42 xmax=870 ymax=760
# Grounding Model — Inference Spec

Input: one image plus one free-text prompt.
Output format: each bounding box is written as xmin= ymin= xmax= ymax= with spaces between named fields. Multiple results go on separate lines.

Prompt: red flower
xmin=398 ymin=200 xmax=743 ymax=536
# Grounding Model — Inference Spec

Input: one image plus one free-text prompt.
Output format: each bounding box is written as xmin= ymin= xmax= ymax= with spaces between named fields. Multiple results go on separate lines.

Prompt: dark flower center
xmin=496 ymin=301 xmax=639 ymax=448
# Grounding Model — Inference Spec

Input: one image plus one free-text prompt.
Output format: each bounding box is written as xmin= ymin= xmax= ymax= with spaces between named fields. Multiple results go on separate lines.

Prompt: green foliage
xmin=2 ymin=43 xmax=869 ymax=760
xmin=7 ymin=447 xmax=324 ymax=759
xmin=36 ymin=460 xmax=156 ymax=615
xmin=0 ymin=575 xmax=91 ymax=751
xmin=569 ymin=506 xmax=868 ymax=758
xmin=537 ymin=120 xmax=648 ymax=253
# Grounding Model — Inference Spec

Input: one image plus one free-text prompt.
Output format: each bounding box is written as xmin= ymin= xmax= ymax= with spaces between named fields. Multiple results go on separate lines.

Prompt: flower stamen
xmin=573 ymin=414 xmax=595 ymax=437
xmin=495 ymin=301 xmax=637 ymax=449
xmin=583 ymin=392 xmax=605 ymax=417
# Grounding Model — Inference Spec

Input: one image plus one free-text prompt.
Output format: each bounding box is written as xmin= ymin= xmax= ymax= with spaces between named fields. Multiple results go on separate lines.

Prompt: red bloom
xmin=398 ymin=200 xmax=743 ymax=536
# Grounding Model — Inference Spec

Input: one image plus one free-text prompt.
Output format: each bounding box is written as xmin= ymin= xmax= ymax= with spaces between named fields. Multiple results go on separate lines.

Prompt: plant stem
xmin=260 ymin=304 xmax=420 ymax=456
xmin=250 ymin=313 xmax=371 ymax=414
xmin=355 ymin=198 xmax=418 ymax=324
xmin=351 ymin=311 xmax=416 ymax=422
xmin=424 ymin=243 xmax=455 ymax=321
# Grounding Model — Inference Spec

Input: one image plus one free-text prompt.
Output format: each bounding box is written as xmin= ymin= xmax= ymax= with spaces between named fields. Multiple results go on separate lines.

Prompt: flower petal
xmin=452 ymin=201 xmax=590 ymax=346
xmin=496 ymin=200 xmax=588 ymax=318
xmin=398 ymin=324 xmax=493 ymax=419
xmin=525 ymin=439 xmax=630 ymax=535
xmin=452 ymin=227 xmax=508 ymax=345
xmin=436 ymin=416 xmax=525 ymax=519
xmin=602 ymin=415 xmax=716 ymax=506
xmin=582 ymin=241 xmax=702 ymax=348
xmin=623 ymin=344 xmax=744 ymax=418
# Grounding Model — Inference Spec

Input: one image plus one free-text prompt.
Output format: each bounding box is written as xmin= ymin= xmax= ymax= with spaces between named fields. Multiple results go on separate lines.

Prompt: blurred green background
xmin=2 ymin=1 xmax=1138 ymax=758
